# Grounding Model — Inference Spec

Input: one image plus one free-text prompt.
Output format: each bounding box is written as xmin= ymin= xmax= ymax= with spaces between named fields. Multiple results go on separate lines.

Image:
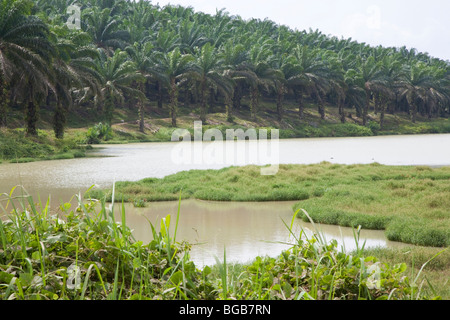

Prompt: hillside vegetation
xmin=0 ymin=0 xmax=449 ymax=146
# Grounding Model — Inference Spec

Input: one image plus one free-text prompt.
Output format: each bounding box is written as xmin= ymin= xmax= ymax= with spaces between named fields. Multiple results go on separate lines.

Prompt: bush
xmin=385 ymin=218 xmax=449 ymax=248
xmin=86 ymin=122 xmax=113 ymax=144
xmin=332 ymin=123 xmax=374 ymax=137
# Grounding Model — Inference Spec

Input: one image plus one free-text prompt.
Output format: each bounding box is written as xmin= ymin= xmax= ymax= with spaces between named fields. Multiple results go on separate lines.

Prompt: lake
xmin=1 ymin=133 xmax=449 ymax=266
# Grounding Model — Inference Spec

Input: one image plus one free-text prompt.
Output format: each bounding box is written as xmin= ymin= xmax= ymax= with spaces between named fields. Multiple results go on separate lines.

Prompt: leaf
xmin=31 ymin=251 xmax=41 ymax=261
xmin=44 ymin=233 xmax=67 ymax=244
xmin=18 ymin=272 xmax=33 ymax=287
xmin=133 ymin=258 xmax=141 ymax=269
xmin=169 ymin=270 xmax=183 ymax=286
xmin=0 ymin=271 xmax=14 ymax=284
xmin=160 ymin=214 xmax=171 ymax=238
xmin=202 ymin=265 xmax=212 ymax=278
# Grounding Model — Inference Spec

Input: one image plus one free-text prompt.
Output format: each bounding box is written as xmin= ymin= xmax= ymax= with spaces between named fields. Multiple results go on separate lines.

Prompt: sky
xmin=151 ymin=0 xmax=450 ymax=61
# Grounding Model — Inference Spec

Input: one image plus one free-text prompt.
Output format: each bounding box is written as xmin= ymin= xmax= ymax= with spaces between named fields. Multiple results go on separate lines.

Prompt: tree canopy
xmin=1 ymin=0 xmax=449 ymax=137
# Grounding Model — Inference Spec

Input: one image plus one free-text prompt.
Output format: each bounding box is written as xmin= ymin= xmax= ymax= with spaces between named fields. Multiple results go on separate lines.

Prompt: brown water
xmin=119 ymin=200 xmax=406 ymax=267
xmin=1 ymin=134 xmax=449 ymax=265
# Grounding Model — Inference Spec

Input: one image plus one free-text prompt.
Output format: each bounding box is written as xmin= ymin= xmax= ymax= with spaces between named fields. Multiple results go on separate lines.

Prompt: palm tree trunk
xmin=138 ymin=83 xmax=145 ymax=133
xmin=313 ymin=88 xmax=325 ymax=120
xmin=363 ymin=89 xmax=370 ymax=126
xmin=338 ymin=97 xmax=346 ymax=123
xmin=26 ymin=99 xmax=39 ymax=137
xmin=170 ymin=78 xmax=178 ymax=127
xmin=200 ymin=79 xmax=207 ymax=123
xmin=276 ymin=86 xmax=284 ymax=121
xmin=297 ymin=90 xmax=304 ymax=119
xmin=53 ymin=102 xmax=66 ymax=139
xmin=0 ymin=84 xmax=9 ymax=128
xmin=380 ymin=100 xmax=386 ymax=129
xmin=138 ymin=101 xmax=145 ymax=133
xmin=411 ymin=103 xmax=417 ymax=123
xmin=157 ymin=81 xmax=163 ymax=109
xmin=233 ymin=85 xmax=241 ymax=110
xmin=250 ymin=87 xmax=259 ymax=121
xmin=374 ymin=93 xmax=380 ymax=115
xmin=226 ymin=93 xmax=233 ymax=122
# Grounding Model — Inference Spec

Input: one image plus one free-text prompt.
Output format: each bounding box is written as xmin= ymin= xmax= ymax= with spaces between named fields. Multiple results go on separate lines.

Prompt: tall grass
xmin=90 ymin=163 xmax=450 ymax=248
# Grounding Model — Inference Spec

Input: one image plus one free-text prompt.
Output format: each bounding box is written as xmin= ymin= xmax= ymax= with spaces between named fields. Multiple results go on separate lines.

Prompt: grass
xmin=2 ymin=98 xmax=450 ymax=164
xmin=0 ymin=128 xmax=91 ymax=163
xmin=0 ymin=187 xmax=447 ymax=300
xmin=89 ymin=163 xmax=450 ymax=248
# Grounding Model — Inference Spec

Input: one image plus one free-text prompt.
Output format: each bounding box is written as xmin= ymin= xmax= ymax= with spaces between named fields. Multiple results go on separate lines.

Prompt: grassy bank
xmin=2 ymin=101 xmax=450 ymax=163
xmin=0 ymin=128 xmax=91 ymax=163
xmin=89 ymin=163 xmax=450 ymax=248
xmin=0 ymin=191 xmax=447 ymax=300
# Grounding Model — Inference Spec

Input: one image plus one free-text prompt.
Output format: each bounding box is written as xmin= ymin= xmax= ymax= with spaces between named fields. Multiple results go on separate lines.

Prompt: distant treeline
xmin=1 ymin=0 xmax=449 ymax=138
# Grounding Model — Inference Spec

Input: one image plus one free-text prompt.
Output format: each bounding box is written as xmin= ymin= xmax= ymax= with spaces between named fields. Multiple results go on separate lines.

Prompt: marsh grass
xmin=91 ymin=163 xmax=450 ymax=248
xmin=1 ymin=186 xmax=446 ymax=300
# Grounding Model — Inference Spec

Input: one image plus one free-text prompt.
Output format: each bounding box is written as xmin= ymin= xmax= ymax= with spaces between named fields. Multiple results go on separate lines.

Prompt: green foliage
xmin=85 ymin=122 xmax=113 ymax=144
xmin=98 ymin=163 xmax=450 ymax=248
xmin=0 ymin=190 xmax=444 ymax=300
xmin=1 ymin=0 xmax=449 ymax=140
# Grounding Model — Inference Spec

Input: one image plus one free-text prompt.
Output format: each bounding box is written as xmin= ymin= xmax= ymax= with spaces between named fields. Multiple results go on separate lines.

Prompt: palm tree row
xmin=1 ymin=0 xmax=449 ymax=139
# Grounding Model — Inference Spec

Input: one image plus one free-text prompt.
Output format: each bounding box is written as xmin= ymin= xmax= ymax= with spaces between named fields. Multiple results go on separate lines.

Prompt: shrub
xmin=86 ymin=123 xmax=113 ymax=144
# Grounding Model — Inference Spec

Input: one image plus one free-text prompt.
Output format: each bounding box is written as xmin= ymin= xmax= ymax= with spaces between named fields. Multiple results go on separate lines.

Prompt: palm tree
xmin=96 ymin=49 xmax=145 ymax=124
xmin=0 ymin=0 xmax=54 ymax=131
xmin=344 ymin=68 xmax=366 ymax=120
xmin=176 ymin=18 xmax=210 ymax=54
xmin=287 ymin=45 xmax=330 ymax=119
xmin=82 ymin=6 xmax=130 ymax=54
xmin=377 ymin=54 xmax=404 ymax=128
xmin=357 ymin=56 xmax=389 ymax=126
xmin=398 ymin=62 xmax=436 ymax=123
xmin=219 ymin=40 xmax=257 ymax=121
xmin=271 ymin=52 xmax=297 ymax=121
xmin=47 ymin=26 xmax=103 ymax=139
xmin=153 ymin=47 xmax=195 ymax=127
xmin=193 ymin=43 xmax=233 ymax=123
xmin=244 ymin=40 xmax=282 ymax=120
xmin=150 ymin=29 xmax=180 ymax=109
xmin=125 ymin=41 xmax=156 ymax=132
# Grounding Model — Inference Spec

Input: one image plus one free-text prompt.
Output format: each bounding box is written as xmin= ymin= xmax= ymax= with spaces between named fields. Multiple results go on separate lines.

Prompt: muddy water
xmin=1 ymin=134 xmax=449 ymax=265
xmin=119 ymin=200 xmax=406 ymax=267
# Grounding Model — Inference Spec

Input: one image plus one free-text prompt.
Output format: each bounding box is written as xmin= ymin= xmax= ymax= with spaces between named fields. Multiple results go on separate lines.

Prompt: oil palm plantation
xmin=219 ymin=40 xmax=257 ymax=120
xmin=82 ymin=6 xmax=130 ymax=54
xmin=125 ymin=41 xmax=156 ymax=132
xmin=287 ymin=45 xmax=330 ymax=120
xmin=153 ymin=47 xmax=195 ymax=127
xmin=356 ymin=55 xmax=389 ymax=126
xmin=244 ymin=40 xmax=282 ymax=120
xmin=0 ymin=0 xmax=55 ymax=135
xmin=193 ymin=43 xmax=233 ymax=123
xmin=96 ymin=49 xmax=145 ymax=124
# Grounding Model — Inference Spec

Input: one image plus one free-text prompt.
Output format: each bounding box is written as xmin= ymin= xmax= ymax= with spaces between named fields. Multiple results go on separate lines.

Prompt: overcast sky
xmin=152 ymin=0 xmax=450 ymax=61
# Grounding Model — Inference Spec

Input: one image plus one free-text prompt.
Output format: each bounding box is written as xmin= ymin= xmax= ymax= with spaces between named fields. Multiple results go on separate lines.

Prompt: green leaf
xmin=0 ymin=271 xmax=14 ymax=284
xmin=19 ymin=272 xmax=33 ymax=287
xmin=133 ymin=258 xmax=141 ymax=269
xmin=169 ymin=270 xmax=183 ymax=286
xmin=160 ymin=214 xmax=171 ymax=238
xmin=202 ymin=265 xmax=212 ymax=278
xmin=32 ymin=251 xmax=41 ymax=261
